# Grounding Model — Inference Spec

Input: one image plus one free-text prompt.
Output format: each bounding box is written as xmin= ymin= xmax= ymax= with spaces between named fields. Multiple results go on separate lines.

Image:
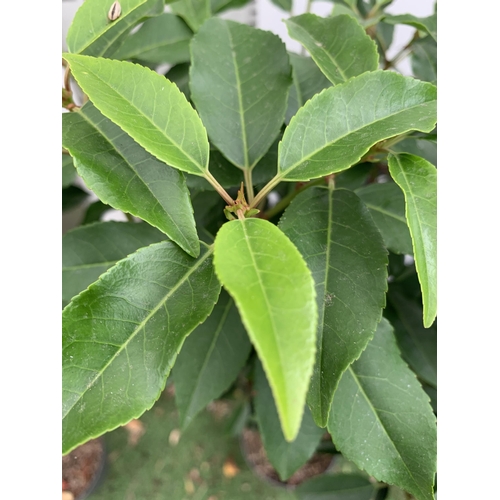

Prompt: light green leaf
xmin=112 ymin=13 xmax=192 ymax=65
xmin=254 ymin=360 xmax=324 ymax=481
xmin=411 ymin=37 xmax=437 ymax=84
xmin=63 ymin=54 xmax=209 ymax=177
xmin=62 ymin=154 xmax=76 ymax=188
xmin=279 ymin=71 xmax=437 ymax=182
xmin=328 ymin=318 xmax=437 ymax=500
xmin=386 ymin=287 xmax=437 ymax=388
xmin=213 ymin=218 xmax=317 ymax=441
xmin=190 ymin=18 xmax=292 ymax=169
xmin=383 ymin=13 xmax=437 ymax=41
xmin=66 ymin=0 xmax=164 ymax=57
xmin=170 ymin=0 xmax=211 ymax=32
xmin=172 ymin=290 xmax=252 ymax=429
xmin=62 ymin=101 xmax=200 ymax=257
xmin=388 ymin=153 xmax=436 ymax=327
xmin=279 ymin=187 xmax=388 ymax=426
xmin=270 ymin=0 xmax=292 ymax=12
xmin=285 ymin=14 xmax=378 ymax=85
xmin=62 ymin=221 xmax=166 ymax=304
xmin=295 ymin=474 xmax=375 ymax=500
xmin=286 ymin=53 xmax=332 ymax=124
xmin=62 ymin=241 xmax=221 ymax=454
xmin=355 ymin=182 xmax=413 ymax=255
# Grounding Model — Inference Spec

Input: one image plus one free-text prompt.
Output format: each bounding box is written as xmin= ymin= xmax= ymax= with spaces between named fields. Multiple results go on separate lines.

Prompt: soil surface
xmin=62 ymin=438 xmax=104 ymax=499
xmin=240 ymin=428 xmax=333 ymax=487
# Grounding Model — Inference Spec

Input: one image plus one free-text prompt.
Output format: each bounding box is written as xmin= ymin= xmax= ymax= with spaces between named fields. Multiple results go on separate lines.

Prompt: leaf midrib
xmin=62 ymin=244 xmax=212 ymax=420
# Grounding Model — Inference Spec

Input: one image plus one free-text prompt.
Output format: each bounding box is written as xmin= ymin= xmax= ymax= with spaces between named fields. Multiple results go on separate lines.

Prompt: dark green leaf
xmin=383 ymin=13 xmax=437 ymax=41
xmin=170 ymin=0 xmax=211 ymax=32
xmin=190 ymin=18 xmax=292 ymax=169
xmin=279 ymin=71 xmax=437 ymax=181
xmin=66 ymin=0 xmax=164 ymax=57
xmin=279 ymin=187 xmax=388 ymax=426
xmin=334 ymin=164 xmax=373 ymax=191
xmin=286 ymin=53 xmax=332 ymax=124
xmin=411 ymin=37 xmax=437 ymax=84
xmin=62 ymin=154 xmax=76 ymax=188
xmin=112 ymin=13 xmax=192 ymax=65
xmin=392 ymin=136 xmax=437 ymax=166
xmin=254 ymin=360 xmax=324 ymax=481
xmin=62 ymin=221 xmax=166 ymax=304
xmin=62 ymin=241 xmax=221 ymax=454
xmin=295 ymin=474 xmax=375 ymax=500
xmin=210 ymin=0 xmax=252 ymax=14
xmin=388 ymin=153 xmax=436 ymax=327
xmin=165 ymin=62 xmax=191 ymax=101
xmin=82 ymin=200 xmax=113 ymax=225
xmin=63 ymin=54 xmax=210 ymax=177
xmin=328 ymin=318 xmax=437 ymax=500
xmin=62 ymin=185 xmax=88 ymax=211
xmin=386 ymin=287 xmax=437 ymax=388
xmin=62 ymin=101 xmax=200 ymax=257
xmin=355 ymin=182 xmax=413 ymax=255
xmin=270 ymin=0 xmax=292 ymax=12
xmin=213 ymin=219 xmax=317 ymax=441
xmin=172 ymin=290 xmax=252 ymax=429
xmin=285 ymin=14 xmax=378 ymax=85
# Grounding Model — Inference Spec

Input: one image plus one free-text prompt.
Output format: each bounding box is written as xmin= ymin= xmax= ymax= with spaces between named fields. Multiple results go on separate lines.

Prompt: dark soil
xmin=62 ymin=438 xmax=104 ymax=499
xmin=240 ymin=428 xmax=333 ymax=487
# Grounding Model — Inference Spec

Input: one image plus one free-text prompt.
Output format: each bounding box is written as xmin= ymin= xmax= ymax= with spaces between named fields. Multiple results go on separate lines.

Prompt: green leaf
xmin=62 ymin=154 xmax=76 ymax=188
xmin=112 ymin=13 xmax=192 ymax=65
xmin=213 ymin=218 xmax=317 ymax=441
xmin=295 ymin=474 xmax=375 ymax=500
xmin=82 ymin=200 xmax=113 ymax=225
xmin=328 ymin=318 xmax=437 ymax=500
xmin=210 ymin=0 xmax=252 ymax=14
xmin=388 ymin=153 xmax=436 ymax=327
xmin=411 ymin=37 xmax=437 ymax=84
xmin=383 ymin=13 xmax=437 ymax=41
xmin=62 ymin=185 xmax=89 ymax=211
xmin=279 ymin=187 xmax=388 ymax=426
xmin=172 ymin=290 xmax=252 ymax=429
xmin=165 ymin=63 xmax=191 ymax=101
xmin=279 ymin=71 xmax=437 ymax=182
xmin=170 ymin=0 xmax=211 ymax=32
xmin=62 ymin=241 xmax=221 ymax=454
xmin=270 ymin=0 xmax=292 ymax=12
xmin=62 ymin=101 xmax=200 ymax=258
xmin=355 ymin=182 xmax=413 ymax=255
xmin=63 ymin=54 xmax=210 ymax=177
xmin=386 ymin=287 xmax=437 ymax=388
xmin=286 ymin=53 xmax=332 ymax=124
xmin=62 ymin=221 xmax=166 ymax=304
xmin=254 ymin=360 xmax=324 ymax=481
xmin=285 ymin=14 xmax=378 ymax=85
xmin=190 ymin=18 xmax=292 ymax=169
xmin=392 ymin=136 xmax=437 ymax=166
xmin=66 ymin=0 xmax=164 ymax=57
xmin=334 ymin=163 xmax=373 ymax=191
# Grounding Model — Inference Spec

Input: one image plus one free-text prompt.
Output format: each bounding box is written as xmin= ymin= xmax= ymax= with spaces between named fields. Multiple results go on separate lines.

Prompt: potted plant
xmin=62 ymin=0 xmax=437 ymax=498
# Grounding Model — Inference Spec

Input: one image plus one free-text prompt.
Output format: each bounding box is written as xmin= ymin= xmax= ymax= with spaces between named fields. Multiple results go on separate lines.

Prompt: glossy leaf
xmin=62 ymin=221 xmax=165 ymax=304
xmin=279 ymin=71 xmax=437 ymax=181
xmin=295 ymin=474 xmax=375 ymax=500
xmin=280 ymin=187 xmax=388 ymax=426
xmin=411 ymin=37 xmax=437 ymax=84
xmin=62 ymin=241 xmax=220 ymax=454
xmin=170 ymin=0 xmax=211 ymax=32
xmin=286 ymin=53 xmax=332 ymax=124
xmin=66 ymin=0 xmax=164 ymax=57
xmin=190 ymin=18 xmax=292 ymax=169
xmin=355 ymin=182 xmax=413 ymax=255
xmin=386 ymin=287 xmax=437 ymax=388
xmin=270 ymin=0 xmax=292 ymax=12
xmin=388 ymin=153 xmax=437 ymax=327
xmin=62 ymin=101 xmax=200 ymax=257
xmin=63 ymin=54 xmax=210 ymax=177
xmin=285 ymin=14 xmax=378 ymax=85
xmin=328 ymin=318 xmax=437 ymax=500
xmin=112 ymin=13 xmax=192 ymax=65
xmin=383 ymin=13 xmax=437 ymax=41
xmin=254 ymin=360 xmax=324 ymax=481
xmin=172 ymin=290 xmax=252 ymax=429
xmin=62 ymin=154 xmax=76 ymax=188
xmin=213 ymin=218 xmax=317 ymax=441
